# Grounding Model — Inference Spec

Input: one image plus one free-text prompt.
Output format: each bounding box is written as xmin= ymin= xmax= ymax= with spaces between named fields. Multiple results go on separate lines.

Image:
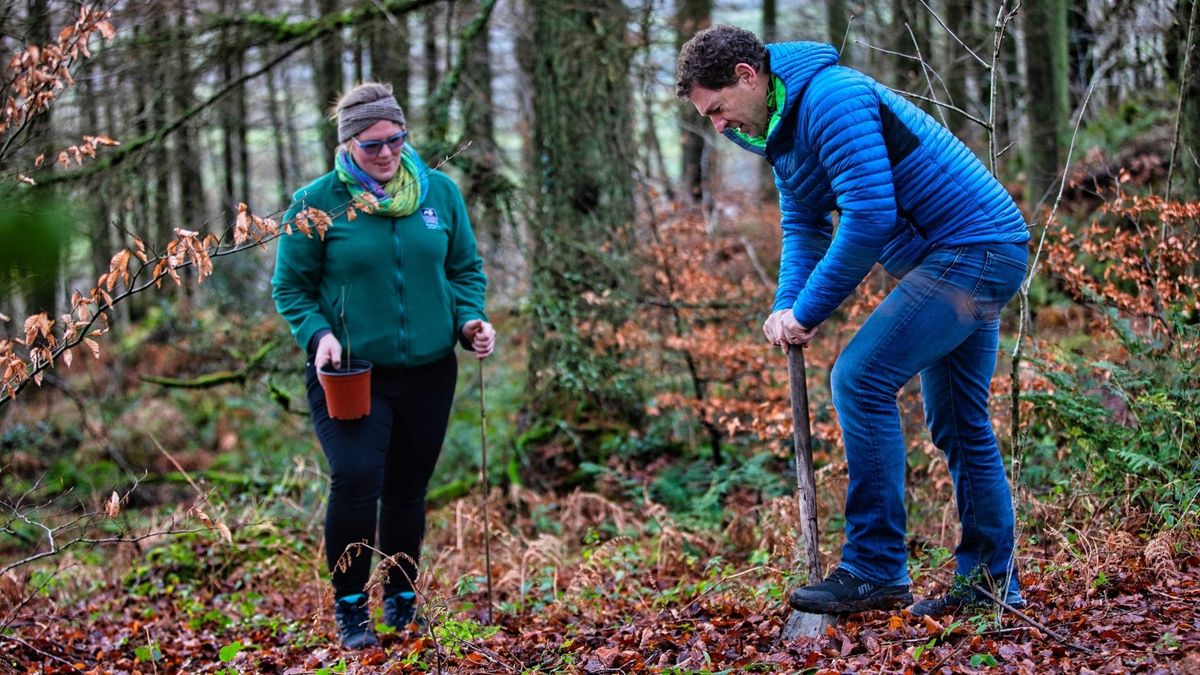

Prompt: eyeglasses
xmin=354 ymin=130 xmax=407 ymax=157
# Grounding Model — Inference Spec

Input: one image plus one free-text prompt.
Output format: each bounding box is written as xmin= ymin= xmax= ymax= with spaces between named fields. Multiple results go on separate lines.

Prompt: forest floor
xmin=0 ymin=480 xmax=1197 ymax=674
xmin=2 ymin=207 xmax=1199 ymax=672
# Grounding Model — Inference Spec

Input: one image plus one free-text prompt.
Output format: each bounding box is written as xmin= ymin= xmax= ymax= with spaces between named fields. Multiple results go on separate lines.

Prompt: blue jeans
xmin=830 ymin=242 xmax=1026 ymax=599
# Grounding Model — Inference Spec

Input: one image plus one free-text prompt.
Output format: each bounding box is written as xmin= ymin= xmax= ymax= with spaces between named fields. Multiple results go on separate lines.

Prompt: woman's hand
xmin=315 ymin=333 xmax=343 ymax=370
xmin=462 ymin=319 xmax=496 ymax=359
xmin=763 ymin=309 xmax=816 ymax=352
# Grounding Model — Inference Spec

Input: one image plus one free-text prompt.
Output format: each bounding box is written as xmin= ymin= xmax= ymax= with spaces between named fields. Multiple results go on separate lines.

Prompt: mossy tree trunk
xmin=1022 ymin=0 xmax=1069 ymax=207
xmin=313 ymin=0 xmax=343 ymax=159
xmin=1171 ymin=0 xmax=1200 ymax=199
xmin=525 ymin=0 xmax=642 ymax=450
xmin=676 ymin=0 xmax=711 ymax=205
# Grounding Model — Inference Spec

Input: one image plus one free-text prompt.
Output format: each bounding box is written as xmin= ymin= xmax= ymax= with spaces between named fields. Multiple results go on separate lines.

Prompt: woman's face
xmin=348 ymin=119 xmax=406 ymax=183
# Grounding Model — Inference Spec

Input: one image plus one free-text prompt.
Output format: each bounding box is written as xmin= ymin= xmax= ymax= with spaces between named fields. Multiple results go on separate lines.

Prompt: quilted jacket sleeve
xmin=271 ymin=185 xmax=332 ymax=355
xmin=791 ymin=71 xmax=897 ymax=328
xmin=773 ymin=192 xmax=832 ymax=312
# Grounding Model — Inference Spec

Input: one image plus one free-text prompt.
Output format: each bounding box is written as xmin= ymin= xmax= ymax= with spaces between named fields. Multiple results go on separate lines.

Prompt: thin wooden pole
xmin=478 ymin=360 xmax=494 ymax=625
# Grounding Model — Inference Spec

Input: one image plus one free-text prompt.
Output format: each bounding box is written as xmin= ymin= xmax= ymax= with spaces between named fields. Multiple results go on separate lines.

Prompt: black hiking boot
xmin=383 ymin=591 xmax=424 ymax=631
xmin=910 ymin=587 xmax=1027 ymax=617
xmin=788 ymin=567 xmax=913 ymax=614
xmin=333 ymin=594 xmax=379 ymax=649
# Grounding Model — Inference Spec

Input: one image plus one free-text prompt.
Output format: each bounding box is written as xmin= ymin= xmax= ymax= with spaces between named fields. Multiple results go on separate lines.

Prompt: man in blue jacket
xmin=677 ymin=25 xmax=1029 ymax=616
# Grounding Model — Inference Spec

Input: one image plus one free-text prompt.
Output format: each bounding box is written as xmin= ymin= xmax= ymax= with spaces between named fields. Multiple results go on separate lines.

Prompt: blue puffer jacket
xmin=725 ymin=42 xmax=1029 ymax=328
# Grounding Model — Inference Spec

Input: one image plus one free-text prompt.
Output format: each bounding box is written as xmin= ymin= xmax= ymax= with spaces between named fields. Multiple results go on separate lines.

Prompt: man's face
xmin=687 ymin=63 xmax=769 ymax=137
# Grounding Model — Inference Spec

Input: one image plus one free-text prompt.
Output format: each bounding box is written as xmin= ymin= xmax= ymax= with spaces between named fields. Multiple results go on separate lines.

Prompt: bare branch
xmin=886 ymin=88 xmax=989 ymax=129
xmin=905 ymin=22 xmax=948 ymax=127
xmin=0 ymin=499 xmax=202 ymax=578
xmin=2 ymin=145 xmax=471 ymax=406
xmin=0 ymin=634 xmax=84 ymax=670
xmin=988 ymin=2 xmax=1021 ymax=176
xmin=915 ymin=0 xmax=990 ymax=69
xmin=972 ymin=584 xmax=1095 ymax=654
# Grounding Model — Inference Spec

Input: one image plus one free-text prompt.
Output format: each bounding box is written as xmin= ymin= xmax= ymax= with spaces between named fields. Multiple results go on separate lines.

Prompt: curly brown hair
xmin=675 ymin=25 xmax=768 ymax=98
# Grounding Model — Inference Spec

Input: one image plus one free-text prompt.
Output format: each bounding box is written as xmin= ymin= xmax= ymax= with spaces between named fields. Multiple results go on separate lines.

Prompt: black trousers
xmin=305 ymin=353 xmax=457 ymax=598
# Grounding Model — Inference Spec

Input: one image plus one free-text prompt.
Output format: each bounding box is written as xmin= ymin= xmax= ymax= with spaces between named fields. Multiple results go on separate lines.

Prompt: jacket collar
xmin=722 ymin=41 xmax=840 ymax=157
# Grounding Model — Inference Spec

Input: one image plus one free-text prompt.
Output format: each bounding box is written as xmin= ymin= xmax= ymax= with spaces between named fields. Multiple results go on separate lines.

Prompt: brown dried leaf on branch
xmin=289 ymin=207 xmax=332 ymax=239
xmin=104 ymin=491 xmax=120 ymax=518
xmin=234 ymin=203 xmax=282 ymax=245
xmin=0 ymin=5 xmax=117 ymax=140
xmin=191 ymin=506 xmax=233 ymax=545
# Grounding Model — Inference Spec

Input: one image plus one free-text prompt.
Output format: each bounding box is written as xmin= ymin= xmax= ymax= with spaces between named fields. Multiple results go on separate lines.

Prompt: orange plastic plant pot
xmin=317 ymin=360 xmax=373 ymax=420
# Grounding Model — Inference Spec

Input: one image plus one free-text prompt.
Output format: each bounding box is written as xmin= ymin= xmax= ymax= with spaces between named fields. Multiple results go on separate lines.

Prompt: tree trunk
xmin=219 ymin=0 xmax=238 ymax=211
xmin=1022 ymin=0 xmax=1069 ymax=207
xmin=459 ymin=0 xmax=502 ymax=244
xmin=369 ymin=12 xmax=410 ymax=107
xmin=525 ymin=0 xmax=641 ymax=446
xmin=676 ymin=0 xmax=712 ymax=205
xmin=235 ymin=38 xmax=250 ymax=203
xmin=265 ymin=65 xmax=292 ymax=208
xmin=424 ymin=5 xmax=439 ymax=106
xmin=826 ymin=0 xmax=852 ymax=65
xmin=313 ymin=0 xmax=343 ymax=159
xmin=148 ymin=9 xmax=172 ymax=249
xmin=1172 ymin=0 xmax=1200 ymax=198
xmin=280 ymin=65 xmax=305 ymax=183
xmin=944 ymin=0 xmax=972 ymax=137
xmin=759 ymin=0 xmax=778 ymax=203
xmin=80 ymin=58 xmax=109 ymax=290
xmin=173 ymin=5 xmax=205 ymax=306
xmin=22 ymin=0 xmax=58 ymax=317
xmin=891 ymin=0 xmax=933 ymax=114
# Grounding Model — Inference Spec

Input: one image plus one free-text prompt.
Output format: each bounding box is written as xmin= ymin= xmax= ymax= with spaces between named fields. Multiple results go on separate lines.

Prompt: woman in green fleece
xmin=272 ymin=82 xmax=494 ymax=650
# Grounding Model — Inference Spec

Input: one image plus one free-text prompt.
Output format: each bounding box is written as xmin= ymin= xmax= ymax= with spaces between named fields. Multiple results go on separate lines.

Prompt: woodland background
xmin=0 ymin=0 xmax=1198 ymax=672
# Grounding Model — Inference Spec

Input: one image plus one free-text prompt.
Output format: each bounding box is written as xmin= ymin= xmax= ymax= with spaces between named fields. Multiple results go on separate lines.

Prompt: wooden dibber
xmin=780 ymin=346 xmax=840 ymax=640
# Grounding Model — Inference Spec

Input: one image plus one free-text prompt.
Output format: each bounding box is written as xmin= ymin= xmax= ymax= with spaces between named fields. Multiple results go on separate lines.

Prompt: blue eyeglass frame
xmin=354 ymin=130 xmax=408 ymax=156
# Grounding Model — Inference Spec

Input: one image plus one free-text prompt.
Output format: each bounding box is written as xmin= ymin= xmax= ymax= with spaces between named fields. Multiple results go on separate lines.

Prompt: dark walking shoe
xmin=910 ymin=588 xmax=1027 ymax=617
xmin=334 ymin=594 xmax=379 ymax=649
xmin=788 ymin=567 xmax=913 ymax=613
xmin=383 ymin=591 xmax=424 ymax=631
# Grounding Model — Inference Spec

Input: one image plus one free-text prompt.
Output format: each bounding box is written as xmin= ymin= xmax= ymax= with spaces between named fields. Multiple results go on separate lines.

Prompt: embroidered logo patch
xmin=421 ymin=207 xmax=440 ymax=229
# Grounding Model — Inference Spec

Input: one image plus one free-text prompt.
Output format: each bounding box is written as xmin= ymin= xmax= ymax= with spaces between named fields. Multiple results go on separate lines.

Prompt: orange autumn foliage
xmin=613 ymin=203 xmax=898 ymax=458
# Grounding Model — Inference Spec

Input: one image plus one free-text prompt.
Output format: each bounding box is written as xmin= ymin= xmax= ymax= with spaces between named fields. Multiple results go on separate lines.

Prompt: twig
xmin=988 ymin=2 xmax=1021 ymax=176
xmin=886 ymin=88 xmax=988 ymax=129
xmin=971 ymin=584 xmax=1094 ymax=654
xmin=0 ymin=518 xmax=200 ymax=576
xmin=738 ymin=235 xmax=776 ymax=291
xmin=463 ymin=642 xmax=519 ymax=673
xmin=905 ymin=23 xmax=948 ymax=127
xmin=151 ymin=434 xmax=205 ymax=497
xmin=679 ymin=565 xmax=780 ymax=613
xmin=0 ymin=633 xmax=84 ymax=670
xmin=926 ymin=634 xmax=970 ymax=672
xmin=915 ymin=0 xmax=989 ymax=69
xmin=837 ymin=15 xmax=856 ymax=58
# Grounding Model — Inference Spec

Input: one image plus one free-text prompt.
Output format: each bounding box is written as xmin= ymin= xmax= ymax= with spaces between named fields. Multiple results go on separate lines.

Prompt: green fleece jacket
xmin=271 ymin=169 xmax=487 ymax=368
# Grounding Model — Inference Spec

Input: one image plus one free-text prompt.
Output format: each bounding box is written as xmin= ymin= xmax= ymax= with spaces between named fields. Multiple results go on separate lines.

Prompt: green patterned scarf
xmin=334 ymin=145 xmax=429 ymax=217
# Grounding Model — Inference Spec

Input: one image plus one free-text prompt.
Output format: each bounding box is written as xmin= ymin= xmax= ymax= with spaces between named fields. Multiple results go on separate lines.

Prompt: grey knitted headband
xmin=337 ymin=95 xmax=407 ymax=143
